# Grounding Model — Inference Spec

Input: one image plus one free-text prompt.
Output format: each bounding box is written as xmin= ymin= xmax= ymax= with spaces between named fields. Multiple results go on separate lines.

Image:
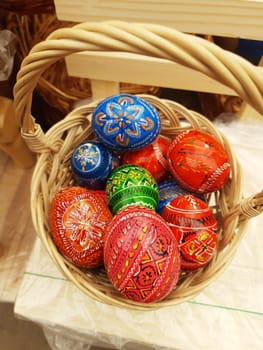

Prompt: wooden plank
xmin=65 ymin=52 xmax=237 ymax=96
xmin=0 ymin=152 xmax=34 ymax=303
xmin=90 ymin=80 xmax=120 ymax=100
xmin=54 ymin=0 xmax=263 ymax=39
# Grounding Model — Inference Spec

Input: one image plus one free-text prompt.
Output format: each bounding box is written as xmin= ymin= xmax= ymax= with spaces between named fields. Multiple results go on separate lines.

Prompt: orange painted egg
xmin=49 ymin=186 xmax=113 ymax=268
xmin=167 ymin=129 xmax=231 ymax=194
xmin=161 ymin=195 xmax=218 ymax=270
xmin=121 ymin=136 xmax=170 ymax=182
xmin=104 ymin=206 xmax=181 ymax=303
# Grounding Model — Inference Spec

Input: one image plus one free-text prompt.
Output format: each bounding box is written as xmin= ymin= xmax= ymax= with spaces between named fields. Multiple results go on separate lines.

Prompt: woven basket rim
xmin=28 ymin=95 xmax=248 ymax=310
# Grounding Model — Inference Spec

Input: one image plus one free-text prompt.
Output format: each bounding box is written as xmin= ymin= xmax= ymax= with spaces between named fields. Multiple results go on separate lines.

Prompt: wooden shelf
xmin=66 ymin=52 xmax=237 ymax=96
xmin=54 ymin=0 xmax=263 ymax=39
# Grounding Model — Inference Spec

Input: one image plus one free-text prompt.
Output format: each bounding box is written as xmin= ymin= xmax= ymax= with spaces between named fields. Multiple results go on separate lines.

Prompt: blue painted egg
xmin=71 ymin=140 xmax=119 ymax=189
xmin=91 ymin=94 xmax=161 ymax=150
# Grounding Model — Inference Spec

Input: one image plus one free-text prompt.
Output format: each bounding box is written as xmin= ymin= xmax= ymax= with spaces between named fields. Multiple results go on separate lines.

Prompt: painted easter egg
xmin=49 ymin=186 xmax=113 ymax=268
xmin=71 ymin=140 xmax=119 ymax=189
xmin=122 ymin=136 xmax=170 ymax=182
xmin=106 ymin=164 xmax=159 ymax=214
xmin=92 ymin=94 xmax=161 ymax=150
xmin=167 ymin=129 xmax=231 ymax=194
xmin=104 ymin=206 xmax=181 ymax=303
xmin=161 ymin=194 xmax=218 ymax=270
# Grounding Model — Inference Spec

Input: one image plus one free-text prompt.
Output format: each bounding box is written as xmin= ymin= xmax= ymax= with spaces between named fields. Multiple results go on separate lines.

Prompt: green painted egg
xmin=106 ymin=164 xmax=159 ymax=214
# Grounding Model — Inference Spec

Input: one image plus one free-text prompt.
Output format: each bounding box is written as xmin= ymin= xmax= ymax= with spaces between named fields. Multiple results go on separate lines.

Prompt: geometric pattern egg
xmin=92 ymin=94 xmax=161 ymax=151
xmin=104 ymin=206 xmax=181 ymax=303
xmin=49 ymin=186 xmax=113 ymax=268
xmin=106 ymin=164 xmax=159 ymax=215
xmin=161 ymin=195 xmax=218 ymax=270
xmin=167 ymin=129 xmax=231 ymax=194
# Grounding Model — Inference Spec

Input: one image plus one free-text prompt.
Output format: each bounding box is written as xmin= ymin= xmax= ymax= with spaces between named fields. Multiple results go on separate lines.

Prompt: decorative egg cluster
xmin=49 ymin=94 xmax=231 ymax=304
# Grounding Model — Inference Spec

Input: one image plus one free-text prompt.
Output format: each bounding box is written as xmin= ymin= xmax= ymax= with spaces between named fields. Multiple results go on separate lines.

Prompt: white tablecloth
xmin=14 ymin=116 xmax=263 ymax=350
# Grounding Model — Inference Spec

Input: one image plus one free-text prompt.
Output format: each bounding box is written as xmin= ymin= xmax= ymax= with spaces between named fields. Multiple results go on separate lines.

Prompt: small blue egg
xmin=71 ymin=140 xmax=119 ymax=189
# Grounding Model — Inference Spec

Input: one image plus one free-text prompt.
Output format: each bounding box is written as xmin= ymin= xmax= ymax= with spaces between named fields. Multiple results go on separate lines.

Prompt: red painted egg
xmin=122 ymin=136 xmax=170 ymax=182
xmin=167 ymin=129 xmax=231 ymax=193
xmin=161 ymin=195 xmax=218 ymax=270
xmin=49 ymin=186 xmax=113 ymax=268
xmin=104 ymin=206 xmax=181 ymax=303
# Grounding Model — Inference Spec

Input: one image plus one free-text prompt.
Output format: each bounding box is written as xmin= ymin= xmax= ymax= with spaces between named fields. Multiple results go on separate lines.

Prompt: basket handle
xmin=14 ymin=21 xmax=263 ymax=132
xmin=13 ymin=21 xmax=263 ymax=219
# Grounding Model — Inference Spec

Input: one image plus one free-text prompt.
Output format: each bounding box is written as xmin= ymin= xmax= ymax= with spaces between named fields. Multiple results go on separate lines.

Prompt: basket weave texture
xmin=13 ymin=21 xmax=263 ymax=310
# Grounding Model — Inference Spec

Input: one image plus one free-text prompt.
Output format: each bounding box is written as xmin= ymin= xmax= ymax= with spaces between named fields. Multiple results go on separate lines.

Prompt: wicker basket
xmin=13 ymin=21 xmax=263 ymax=311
